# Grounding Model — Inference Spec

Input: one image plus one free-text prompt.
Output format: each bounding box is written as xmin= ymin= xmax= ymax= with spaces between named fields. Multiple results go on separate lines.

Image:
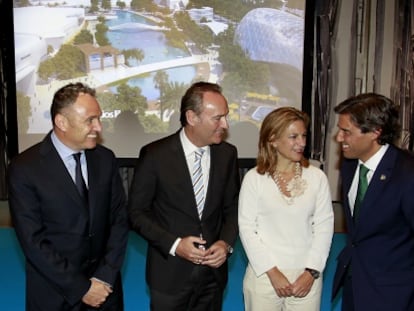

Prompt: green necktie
xmin=353 ymin=164 xmax=369 ymax=223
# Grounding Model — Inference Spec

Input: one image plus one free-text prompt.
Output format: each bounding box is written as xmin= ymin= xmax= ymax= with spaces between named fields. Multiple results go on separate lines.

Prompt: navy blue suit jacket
xmin=8 ymin=132 xmax=129 ymax=310
xmin=128 ymin=131 xmax=240 ymax=293
xmin=332 ymin=145 xmax=414 ymax=310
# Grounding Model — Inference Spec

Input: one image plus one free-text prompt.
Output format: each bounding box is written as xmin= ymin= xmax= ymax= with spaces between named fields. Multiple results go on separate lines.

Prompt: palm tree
xmin=153 ymin=71 xmax=169 ymax=121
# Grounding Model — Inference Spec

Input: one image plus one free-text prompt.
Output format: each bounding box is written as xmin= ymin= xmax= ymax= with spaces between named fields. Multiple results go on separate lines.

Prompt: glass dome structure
xmin=234 ymin=8 xmax=304 ymax=71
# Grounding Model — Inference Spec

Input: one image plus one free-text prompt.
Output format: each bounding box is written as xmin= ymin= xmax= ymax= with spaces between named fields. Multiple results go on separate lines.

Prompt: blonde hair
xmin=256 ymin=107 xmax=309 ymax=175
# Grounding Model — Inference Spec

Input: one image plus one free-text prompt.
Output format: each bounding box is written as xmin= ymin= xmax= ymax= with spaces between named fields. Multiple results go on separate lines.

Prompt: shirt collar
xmin=51 ymin=130 xmax=83 ymax=161
xmin=179 ymin=128 xmax=209 ymax=157
xmin=359 ymin=144 xmax=389 ymax=172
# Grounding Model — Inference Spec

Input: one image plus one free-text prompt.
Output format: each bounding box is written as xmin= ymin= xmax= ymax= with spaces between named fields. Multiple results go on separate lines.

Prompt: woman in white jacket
xmin=239 ymin=107 xmax=334 ymax=311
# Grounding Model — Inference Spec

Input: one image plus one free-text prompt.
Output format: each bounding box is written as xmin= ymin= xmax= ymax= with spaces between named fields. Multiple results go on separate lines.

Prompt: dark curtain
xmin=307 ymin=0 xmax=339 ymax=166
xmin=392 ymin=0 xmax=414 ymax=151
xmin=0 ymin=0 xmax=18 ymax=200
xmin=0 ymin=43 xmax=7 ymax=200
xmin=309 ymin=0 xmax=414 ymax=163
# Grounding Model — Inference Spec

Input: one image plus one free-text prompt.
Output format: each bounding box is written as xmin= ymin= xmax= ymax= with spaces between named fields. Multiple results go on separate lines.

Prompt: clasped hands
xmin=176 ymin=236 xmax=228 ymax=268
xmin=82 ymin=278 xmax=113 ymax=308
xmin=267 ymin=267 xmax=314 ymax=298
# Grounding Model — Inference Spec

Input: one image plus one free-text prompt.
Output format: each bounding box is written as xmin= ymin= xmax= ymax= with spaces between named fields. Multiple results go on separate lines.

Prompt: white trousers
xmin=243 ymin=264 xmax=322 ymax=311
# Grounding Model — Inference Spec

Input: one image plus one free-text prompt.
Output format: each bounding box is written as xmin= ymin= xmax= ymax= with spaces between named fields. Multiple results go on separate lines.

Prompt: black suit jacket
xmin=332 ymin=145 xmax=414 ymax=310
xmin=8 ymin=132 xmax=129 ymax=310
xmin=128 ymin=132 xmax=240 ymax=293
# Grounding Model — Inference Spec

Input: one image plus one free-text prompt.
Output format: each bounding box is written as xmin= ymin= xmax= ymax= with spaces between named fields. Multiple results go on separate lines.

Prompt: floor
xmin=0 ymin=228 xmax=344 ymax=310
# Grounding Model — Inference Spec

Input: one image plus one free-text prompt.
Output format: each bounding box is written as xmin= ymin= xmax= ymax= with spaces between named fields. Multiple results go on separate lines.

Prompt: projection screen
xmin=13 ymin=0 xmax=307 ymax=158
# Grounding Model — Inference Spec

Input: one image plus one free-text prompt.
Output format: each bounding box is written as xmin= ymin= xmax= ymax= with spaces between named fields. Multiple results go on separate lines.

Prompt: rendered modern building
xmin=14 ymin=6 xmax=85 ymax=94
xmin=24 ymin=0 xmax=90 ymax=6
xmin=188 ymin=7 xmax=227 ymax=36
xmin=188 ymin=7 xmax=214 ymax=23
xmin=154 ymin=0 xmax=189 ymax=11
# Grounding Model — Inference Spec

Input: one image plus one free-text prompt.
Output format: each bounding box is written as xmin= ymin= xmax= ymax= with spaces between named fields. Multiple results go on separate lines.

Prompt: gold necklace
xmin=272 ymin=162 xmax=307 ymax=205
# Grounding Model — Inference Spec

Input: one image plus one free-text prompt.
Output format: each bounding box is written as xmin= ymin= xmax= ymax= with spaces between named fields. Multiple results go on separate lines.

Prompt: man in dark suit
xmin=8 ymin=82 xmax=129 ymax=310
xmin=128 ymin=81 xmax=240 ymax=310
xmin=332 ymin=93 xmax=414 ymax=310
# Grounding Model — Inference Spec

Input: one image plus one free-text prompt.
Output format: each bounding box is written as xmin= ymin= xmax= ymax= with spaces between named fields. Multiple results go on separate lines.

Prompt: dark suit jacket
xmin=128 ymin=131 xmax=240 ymax=293
xmin=8 ymin=132 xmax=129 ymax=311
xmin=332 ymin=145 xmax=414 ymax=310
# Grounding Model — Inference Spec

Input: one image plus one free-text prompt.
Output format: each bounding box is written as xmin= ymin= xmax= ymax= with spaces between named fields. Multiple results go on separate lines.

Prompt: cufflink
xmin=226 ymin=244 xmax=233 ymax=255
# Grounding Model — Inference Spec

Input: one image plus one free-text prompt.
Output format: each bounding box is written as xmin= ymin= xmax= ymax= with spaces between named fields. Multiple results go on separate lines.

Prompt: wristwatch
xmin=305 ymin=268 xmax=320 ymax=279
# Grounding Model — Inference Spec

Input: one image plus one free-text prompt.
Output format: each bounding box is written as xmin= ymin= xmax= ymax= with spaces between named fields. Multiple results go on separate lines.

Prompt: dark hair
xmin=180 ymin=81 xmax=223 ymax=127
xmin=334 ymin=93 xmax=400 ymax=145
xmin=50 ymin=82 xmax=96 ymax=126
xmin=257 ymin=107 xmax=309 ymax=176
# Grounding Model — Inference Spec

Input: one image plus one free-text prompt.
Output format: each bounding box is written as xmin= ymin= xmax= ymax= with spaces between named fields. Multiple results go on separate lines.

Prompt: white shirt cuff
xmin=169 ymin=237 xmax=182 ymax=256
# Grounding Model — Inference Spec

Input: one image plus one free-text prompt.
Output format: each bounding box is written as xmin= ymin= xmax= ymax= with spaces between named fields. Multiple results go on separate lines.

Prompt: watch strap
xmin=305 ymin=268 xmax=320 ymax=279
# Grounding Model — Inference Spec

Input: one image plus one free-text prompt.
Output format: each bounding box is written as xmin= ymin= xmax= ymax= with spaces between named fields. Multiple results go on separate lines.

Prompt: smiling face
xmin=336 ymin=113 xmax=381 ymax=162
xmin=185 ymin=91 xmax=229 ymax=147
xmin=272 ymin=120 xmax=307 ymax=165
xmin=54 ymin=93 xmax=103 ymax=151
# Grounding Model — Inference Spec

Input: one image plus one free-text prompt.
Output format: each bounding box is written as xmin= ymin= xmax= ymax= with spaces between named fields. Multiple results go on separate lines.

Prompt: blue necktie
xmin=192 ymin=149 xmax=205 ymax=219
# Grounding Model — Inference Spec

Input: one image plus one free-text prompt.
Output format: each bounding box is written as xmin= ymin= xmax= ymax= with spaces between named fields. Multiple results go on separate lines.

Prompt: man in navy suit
xmin=128 ymin=81 xmax=240 ymax=310
xmin=332 ymin=93 xmax=414 ymax=310
xmin=8 ymin=83 xmax=129 ymax=310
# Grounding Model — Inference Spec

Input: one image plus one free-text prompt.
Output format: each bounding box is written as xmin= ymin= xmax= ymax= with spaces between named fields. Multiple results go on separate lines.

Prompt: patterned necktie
xmin=73 ymin=153 xmax=88 ymax=204
xmin=353 ymin=164 xmax=369 ymax=223
xmin=192 ymin=149 xmax=205 ymax=219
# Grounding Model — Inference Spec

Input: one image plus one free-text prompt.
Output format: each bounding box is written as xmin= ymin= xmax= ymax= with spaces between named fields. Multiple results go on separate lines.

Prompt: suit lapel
xmin=357 ymin=146 xmax=396 ymax=225
xmin=203 ymin=149 xmax=212 ymax=219
xmin=40 ymin=133 xmax=88 ymax=213
xmin=85 ymin=149 xmax=99 ymax=220
xmin=202 ymin=144 xmax=220 ymax=219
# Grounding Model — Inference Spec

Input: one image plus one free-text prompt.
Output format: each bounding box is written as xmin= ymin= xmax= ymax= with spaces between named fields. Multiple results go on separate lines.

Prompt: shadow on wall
xmin=227 ymin=121 xmax=260 ymax=158
xmin=102 ymin=110 xmax=163 ymax=158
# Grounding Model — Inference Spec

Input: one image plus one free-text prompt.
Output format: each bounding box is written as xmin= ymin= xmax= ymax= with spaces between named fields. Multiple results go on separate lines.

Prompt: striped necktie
xmin=192 ymin=149 xmax=205 ymax=219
